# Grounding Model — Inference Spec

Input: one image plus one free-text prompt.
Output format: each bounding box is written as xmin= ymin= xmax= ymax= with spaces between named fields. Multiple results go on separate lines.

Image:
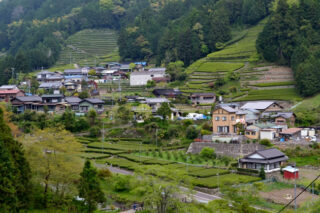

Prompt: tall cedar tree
xmin=78 ymin=160 xmax=105 ymax=213
xmin=0 ymin=108 xmax=31 ymax=211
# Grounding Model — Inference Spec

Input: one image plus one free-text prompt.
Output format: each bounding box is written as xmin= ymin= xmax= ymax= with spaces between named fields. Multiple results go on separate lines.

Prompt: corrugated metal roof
xmin=131 ymin=71 xmax=165 ymax=76
xmin=83 ymin=98 xmax=104 ymax=104
xmin=241 ymin=101 xmax=275 ymax=110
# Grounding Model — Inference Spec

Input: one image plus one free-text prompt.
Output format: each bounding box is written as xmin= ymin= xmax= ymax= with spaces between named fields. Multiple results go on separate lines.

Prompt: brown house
xmin=212 ymin=105 xmax=246 ymax=134
xmin=272 ymin=112 xmax=296 ymax=127
xmin=190 ymin=93 xmax=216 ymax=105
xmin=0 ymin=90 xmax=25 ymax=102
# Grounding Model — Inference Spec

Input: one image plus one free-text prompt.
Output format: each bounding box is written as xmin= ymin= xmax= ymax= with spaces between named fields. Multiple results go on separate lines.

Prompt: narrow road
xmin=95 ymin=163 xmax=222 ymax=203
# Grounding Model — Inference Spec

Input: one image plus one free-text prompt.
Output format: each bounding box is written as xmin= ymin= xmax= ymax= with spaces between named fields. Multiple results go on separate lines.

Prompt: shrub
xmin=186 ymin=126 xmax=199 ymax=139
xmin=113 ymin=175 xmax=131 ymax=192
xmin=89 ymin=126 xmax=101 ymax=138
xmin=259 ymin=167 xmax=266 ymax=180
xmin=259 ymin=139 xmax=272 ymax=147
xmin=200 ymin=147 xmax=216 ymax=159
xmin=98 ymin=168 xmax=112 ymax=178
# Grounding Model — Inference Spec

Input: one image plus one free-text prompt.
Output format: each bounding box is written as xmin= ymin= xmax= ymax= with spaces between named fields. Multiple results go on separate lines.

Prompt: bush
xmin=200 ymin=147 xmax=216 ymax=159
xmin=89 ymin=126 xmax=101 ymax=138
xmin=113 ymin=175 xmax=131 ymax=192
xmin=259 ymin=139 xmax=272 ymax=147
xmin=98 ymin=168 xmax=112 ymax=178
xmin=186 ymin=126 xmax=199 ymax=140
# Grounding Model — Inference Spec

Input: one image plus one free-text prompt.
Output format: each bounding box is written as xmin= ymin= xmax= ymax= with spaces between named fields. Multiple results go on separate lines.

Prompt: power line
xmin=278 ymin=174 xmax=320 ymax=212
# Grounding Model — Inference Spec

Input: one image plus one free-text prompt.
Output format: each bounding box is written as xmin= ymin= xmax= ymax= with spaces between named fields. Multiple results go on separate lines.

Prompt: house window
xmin=222 ymin=116 xmax=227 ymax=121
xmin=239 ymin=115 xmax=243 ymax=119
xmin=218 ymin=126 xmax=229 ymax=133
xmin=246 ymin=131 xmax=250 ymax=135
xmin=231 ymin=116 xmax=235 ymax=121
xmin=215 ymin=116 xmax=220 ymax=121
xmin=252 ymin=132 xmax=256 ymax=135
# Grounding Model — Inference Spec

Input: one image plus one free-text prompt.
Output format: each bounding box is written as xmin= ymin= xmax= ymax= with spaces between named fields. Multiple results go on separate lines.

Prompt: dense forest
xmin=0 ymin=0 xmax=273 ymax=84
xmin=257 ymin=0 xmax=320 ymax=96
xmin=118 ymin=0 xmax=273 ymax=65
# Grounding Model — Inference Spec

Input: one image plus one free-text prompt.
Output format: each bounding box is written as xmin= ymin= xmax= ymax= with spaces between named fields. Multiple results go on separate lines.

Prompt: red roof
xmin=0 ymin=89 xmax=22 ymax=94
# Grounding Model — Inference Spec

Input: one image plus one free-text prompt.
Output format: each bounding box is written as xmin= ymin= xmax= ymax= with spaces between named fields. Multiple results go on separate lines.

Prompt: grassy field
xmin=235 ymin=88 xmax=302 ymax=101
xmin=57 ymin=29 xmax=118 ymax=66
xmin=293 ymin=93 xmax=320 ymax=112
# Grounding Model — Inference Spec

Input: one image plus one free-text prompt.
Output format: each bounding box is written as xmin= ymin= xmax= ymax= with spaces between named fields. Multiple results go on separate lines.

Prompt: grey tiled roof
xmin=256 ymin=148 xmax=286 ymax=159
xmin=42 ymin=94 xmax=63 ymax=98
xmin=83 ymin=98 xmax=104 ymax=104
xmin=65 ymin=97 xmax=82 ymax=104
xmin=16 ymin=96 xmax=42 ymax=102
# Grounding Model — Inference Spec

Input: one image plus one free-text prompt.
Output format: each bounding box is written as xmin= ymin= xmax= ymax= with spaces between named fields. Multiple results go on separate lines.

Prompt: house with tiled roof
xmin=239 ymin=148 xmax=288 ymax=173
xmin=79 ymin=98 xmax=105 ymax=113
xmin=0 ymin=89 xmax=24 ymax=102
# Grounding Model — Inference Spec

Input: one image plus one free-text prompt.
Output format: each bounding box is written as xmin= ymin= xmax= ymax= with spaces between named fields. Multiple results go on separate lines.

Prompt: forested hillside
xmin=0 ymin=0 xmax=273 ymax=85
xmin=118 ymin=0 xmax=273 ymax=65
xmin=257 ymin=0 xmax=320 ymax=96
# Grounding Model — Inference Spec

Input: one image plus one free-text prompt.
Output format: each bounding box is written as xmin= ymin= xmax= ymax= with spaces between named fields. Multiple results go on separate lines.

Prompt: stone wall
xmin=187 ymin=142 xmax=265 ymax=158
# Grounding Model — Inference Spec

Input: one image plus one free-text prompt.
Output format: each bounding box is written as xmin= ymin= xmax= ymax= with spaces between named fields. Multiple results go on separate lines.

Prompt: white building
xmin=130 ymin=71 xmax=166 ymax=86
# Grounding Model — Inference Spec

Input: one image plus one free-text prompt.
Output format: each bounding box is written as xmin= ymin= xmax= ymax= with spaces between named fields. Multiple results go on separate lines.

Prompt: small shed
xmin=283 ymin=166 xmax=299 ymax=180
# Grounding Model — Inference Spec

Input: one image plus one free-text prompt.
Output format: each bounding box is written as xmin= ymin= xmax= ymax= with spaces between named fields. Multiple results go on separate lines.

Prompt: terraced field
xmin=183 ymin=21 xmax=266 ymax=94
xmin=78 ymin=137 xmax=260 ymax=189
xmin=182 ymin=19 xmax=301 ymax=101
xmin=57 ymin=29 xmax=118 ymax=66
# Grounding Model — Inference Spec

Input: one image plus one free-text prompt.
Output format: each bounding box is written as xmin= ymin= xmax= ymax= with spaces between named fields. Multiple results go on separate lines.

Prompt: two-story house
xmin=212 ymin=105 xmax=246 ymax=134
xmin=190 ymin=93 xmax=216 ymax=105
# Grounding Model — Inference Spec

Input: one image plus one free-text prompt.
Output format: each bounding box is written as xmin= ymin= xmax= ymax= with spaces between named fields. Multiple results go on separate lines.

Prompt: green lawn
xmin=235 ymin=88 xmax=302 ymax=101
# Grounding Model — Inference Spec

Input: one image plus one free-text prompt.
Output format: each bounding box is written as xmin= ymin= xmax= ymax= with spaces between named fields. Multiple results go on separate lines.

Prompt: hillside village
xmin=0 ymin=59 xmax=319 ymax=212
xmin=1 ymin=0 xmax=320 ymax=212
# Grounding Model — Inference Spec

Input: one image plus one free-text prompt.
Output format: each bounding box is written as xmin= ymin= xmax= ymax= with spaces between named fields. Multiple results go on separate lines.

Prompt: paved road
xmin=96 ymin=163 xmax=221 ymax=203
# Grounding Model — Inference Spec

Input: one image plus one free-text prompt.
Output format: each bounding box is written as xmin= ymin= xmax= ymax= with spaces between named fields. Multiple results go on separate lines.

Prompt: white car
xmin=310 ymin=136 xmax=317 ymax=142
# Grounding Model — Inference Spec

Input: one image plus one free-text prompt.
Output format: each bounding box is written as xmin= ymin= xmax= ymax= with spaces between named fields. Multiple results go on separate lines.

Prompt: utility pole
xmin=294 ymin=171 xmax=297 ymax=211
xmin=217 ymin=172 xmax=220 ymax=192
xmin=186 ymin=156 xmax=190 ymax=173
xmin=139 ymin=141 xmax=142 ymax=165
xmin=118 ymin=77 xmax=121 ymax=101
xmin=11 ymin=67 xmax=15 ymax=82
xmin=156 ymin=128 xmax=158 ymax=147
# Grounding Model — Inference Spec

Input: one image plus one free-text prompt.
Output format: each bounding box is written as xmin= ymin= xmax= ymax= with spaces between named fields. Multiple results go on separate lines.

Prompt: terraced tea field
xmin=57 ymin=29 xmax=118 ymax=66
xmin=182 ymin=19 xmax=300 ymax=101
